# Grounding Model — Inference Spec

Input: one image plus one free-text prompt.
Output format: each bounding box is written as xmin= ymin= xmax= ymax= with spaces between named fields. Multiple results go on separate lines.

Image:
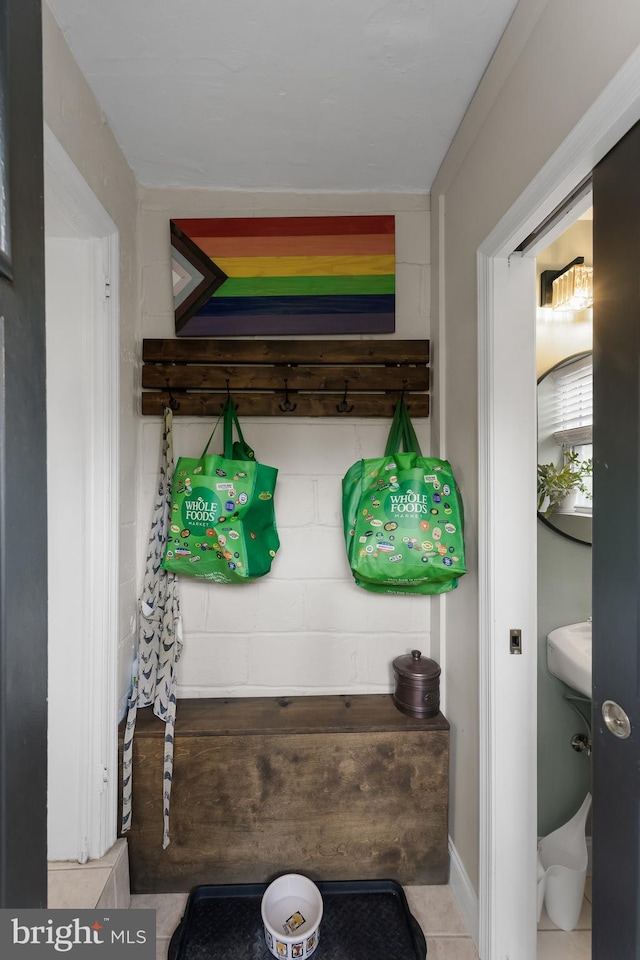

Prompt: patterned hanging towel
xmin=121 ymin=408 xmax=182 ymax=849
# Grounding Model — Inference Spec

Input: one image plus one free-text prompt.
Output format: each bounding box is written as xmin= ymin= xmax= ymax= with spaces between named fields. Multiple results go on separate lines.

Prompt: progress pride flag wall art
xmin=170 ymin=215 xmax=395 ymax=337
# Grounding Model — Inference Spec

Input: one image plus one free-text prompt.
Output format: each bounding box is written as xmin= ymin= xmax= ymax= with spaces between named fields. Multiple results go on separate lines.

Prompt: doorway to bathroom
xmin=476 ymin=50 xmax=640 ymax=960
xmin=534 ymin=202 xmax=593 ymax=953
xmin=535 ymin=200 xmax=593 ymax=827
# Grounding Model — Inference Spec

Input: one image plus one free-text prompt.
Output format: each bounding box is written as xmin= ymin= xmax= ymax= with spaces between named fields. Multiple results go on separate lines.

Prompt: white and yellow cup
xmin=261 ymin=874 xmax=323 ymax=959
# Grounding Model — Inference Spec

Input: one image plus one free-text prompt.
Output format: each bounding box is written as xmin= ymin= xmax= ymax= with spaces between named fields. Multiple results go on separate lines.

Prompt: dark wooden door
xmin=592 ymin=119 xmax=640 ymax=956
xmin=0 ymin=0 xmax=47 ymax=906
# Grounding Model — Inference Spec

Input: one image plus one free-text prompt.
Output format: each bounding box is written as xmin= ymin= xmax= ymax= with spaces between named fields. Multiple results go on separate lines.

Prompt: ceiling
xmin=46 ymin=0 xmax=520 ymax=192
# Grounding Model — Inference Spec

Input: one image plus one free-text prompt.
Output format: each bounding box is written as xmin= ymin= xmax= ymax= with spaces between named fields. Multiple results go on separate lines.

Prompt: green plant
xmin=537 ymin=450 xmax=593 ymax=518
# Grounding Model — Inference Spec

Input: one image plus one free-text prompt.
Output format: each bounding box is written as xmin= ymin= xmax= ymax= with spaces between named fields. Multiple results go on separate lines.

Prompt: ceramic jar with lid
xmin=392 ymin=649 xmax=441 ymax=719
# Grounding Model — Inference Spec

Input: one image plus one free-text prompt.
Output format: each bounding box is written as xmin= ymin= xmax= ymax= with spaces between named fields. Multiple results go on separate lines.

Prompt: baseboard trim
xmin=449 ymin=837 xmax=479 ymax=946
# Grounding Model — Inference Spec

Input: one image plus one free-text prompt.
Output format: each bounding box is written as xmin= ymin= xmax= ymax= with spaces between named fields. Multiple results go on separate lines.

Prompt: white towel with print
xmin=121 ymin=407 xmax=182 ymax=848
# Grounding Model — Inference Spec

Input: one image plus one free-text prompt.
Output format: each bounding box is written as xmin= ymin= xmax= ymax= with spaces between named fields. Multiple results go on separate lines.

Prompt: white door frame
xmin=477 ymin=51 xmax=640 ymax=958
xmin=44 ymin=125 xmax=120 ymax=861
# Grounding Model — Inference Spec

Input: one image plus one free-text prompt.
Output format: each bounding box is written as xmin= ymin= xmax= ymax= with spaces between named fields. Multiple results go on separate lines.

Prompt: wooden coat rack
xmin=142 ymin=339 xmax=429 ymax=417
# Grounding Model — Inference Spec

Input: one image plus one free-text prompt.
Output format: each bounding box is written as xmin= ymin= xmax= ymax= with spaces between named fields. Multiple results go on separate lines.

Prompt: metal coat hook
xmin=337 ymin=379 xmax=354 ymax=413
xmin=393 ymin=379 xmax=408 ymax=414
xmin=279 ymin=378 xmax=297 ymax=412
xmin=220 ymin=379 xmax=237 ymax=413
xmin=165 ymin=382 xmax=180 ymax=411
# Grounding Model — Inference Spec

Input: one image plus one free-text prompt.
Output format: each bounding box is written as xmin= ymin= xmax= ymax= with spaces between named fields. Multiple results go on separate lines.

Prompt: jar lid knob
xmin=411 ymin=649 xmax=422 ymax=660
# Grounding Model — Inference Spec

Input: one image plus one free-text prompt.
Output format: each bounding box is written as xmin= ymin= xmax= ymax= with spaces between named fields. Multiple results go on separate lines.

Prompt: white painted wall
xmin=43 ymin=3 xmax=139 ymax=720
xmin=46 ymin=238 xmax=90 ymax=859
xmin=45 ymin=229 xmax=119 ymax=864
xmin=138 ymin=188 xmax=432 ymax=696
xmin=431 ymin=0 xmax=640 ymax=896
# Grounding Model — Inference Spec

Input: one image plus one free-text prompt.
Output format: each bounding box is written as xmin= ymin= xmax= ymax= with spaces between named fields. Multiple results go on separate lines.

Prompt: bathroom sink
xmin=546 ymin=621 xmax=592 ymax=698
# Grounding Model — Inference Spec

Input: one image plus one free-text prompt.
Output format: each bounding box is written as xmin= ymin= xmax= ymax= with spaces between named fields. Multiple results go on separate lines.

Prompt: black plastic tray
xmin=168 ymin=879 xmax=427 ymax=960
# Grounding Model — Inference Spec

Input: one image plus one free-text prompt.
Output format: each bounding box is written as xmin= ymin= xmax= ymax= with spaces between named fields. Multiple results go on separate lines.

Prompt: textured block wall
xmin=137 ymin=189 xmax=431 ymax=697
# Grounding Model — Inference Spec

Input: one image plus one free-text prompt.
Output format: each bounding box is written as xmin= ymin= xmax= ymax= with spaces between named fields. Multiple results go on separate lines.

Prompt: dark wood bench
xmin=119 ymin=694 xmax=449 ymax=893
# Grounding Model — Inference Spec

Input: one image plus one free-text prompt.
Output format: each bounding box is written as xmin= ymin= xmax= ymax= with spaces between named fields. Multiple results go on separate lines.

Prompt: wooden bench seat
xmin=119 ymin=694 xmax=449 ymax=893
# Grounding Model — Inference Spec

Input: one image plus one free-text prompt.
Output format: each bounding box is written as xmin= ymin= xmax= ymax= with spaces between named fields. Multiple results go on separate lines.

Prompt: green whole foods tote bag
xmin=342 ymin=400 xmax=466 ymax=594
xmin=163 ymin=398 xmax=279 ymax=582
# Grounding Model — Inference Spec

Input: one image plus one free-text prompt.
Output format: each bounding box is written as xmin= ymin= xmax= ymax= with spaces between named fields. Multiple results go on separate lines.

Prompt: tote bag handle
xmin=199 ymin=411 xmax=223 ymax=459
xmin=400 ymin=401 xmax=422 ymax=456
xmin=384 ymin=399 xmax=423 ymax=456
xmin=222 ymin=397 xmax=255 ymax=461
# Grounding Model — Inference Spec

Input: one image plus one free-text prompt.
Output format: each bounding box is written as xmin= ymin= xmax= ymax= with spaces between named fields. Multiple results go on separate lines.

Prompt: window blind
xmin=550 ymin=355 xmax=593 ymax=446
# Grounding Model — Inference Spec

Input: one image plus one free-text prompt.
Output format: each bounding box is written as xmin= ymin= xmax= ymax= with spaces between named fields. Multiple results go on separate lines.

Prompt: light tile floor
xmin=48 ymin=839 xmax=130 ymax=910
xmin=131 ymin=879 xmax=594 ymax=960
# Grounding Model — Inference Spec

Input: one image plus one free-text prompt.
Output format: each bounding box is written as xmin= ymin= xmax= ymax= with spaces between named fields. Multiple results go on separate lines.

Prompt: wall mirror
xmin=537 ymin=351 xmax=592 ymax=546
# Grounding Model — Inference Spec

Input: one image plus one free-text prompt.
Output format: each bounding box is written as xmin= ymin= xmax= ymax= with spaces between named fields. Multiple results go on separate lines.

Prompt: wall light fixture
xmin=540 ymin=256 xmax=593 ymax=311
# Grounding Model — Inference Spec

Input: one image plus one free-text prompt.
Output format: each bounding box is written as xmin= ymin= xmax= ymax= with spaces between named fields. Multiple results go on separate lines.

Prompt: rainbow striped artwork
xmin=170 ymin=215 xmax=395 ymax=336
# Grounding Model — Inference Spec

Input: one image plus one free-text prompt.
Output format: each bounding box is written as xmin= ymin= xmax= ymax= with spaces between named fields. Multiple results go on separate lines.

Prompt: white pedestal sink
xmin=546 ymin=621 xmax=592 ymax=698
